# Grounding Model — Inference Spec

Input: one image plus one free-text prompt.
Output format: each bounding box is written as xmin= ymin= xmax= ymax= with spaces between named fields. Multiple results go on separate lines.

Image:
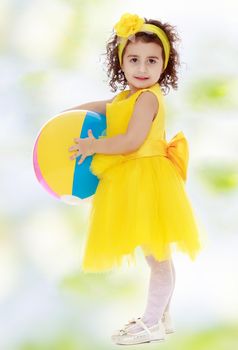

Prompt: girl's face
xmin=121 ymin=40 xmax=164 ymax=93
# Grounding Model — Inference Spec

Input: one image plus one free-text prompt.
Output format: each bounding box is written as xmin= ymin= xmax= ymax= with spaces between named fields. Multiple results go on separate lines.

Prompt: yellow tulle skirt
xmin=81 ymin=153 xmax=204 ymax=273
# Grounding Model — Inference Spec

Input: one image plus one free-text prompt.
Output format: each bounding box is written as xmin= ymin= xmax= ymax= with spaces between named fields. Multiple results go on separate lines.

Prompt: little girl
xmin=67 ymin=13 xmax=203 ymax=345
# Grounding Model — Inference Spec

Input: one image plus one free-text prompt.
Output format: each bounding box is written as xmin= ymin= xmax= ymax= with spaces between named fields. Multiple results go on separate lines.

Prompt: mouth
xmin=134 ymin=76 xmax=149 ymax=80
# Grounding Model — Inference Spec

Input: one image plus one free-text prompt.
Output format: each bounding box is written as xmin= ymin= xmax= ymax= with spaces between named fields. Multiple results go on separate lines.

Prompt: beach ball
xmin=33 ymin=109 xmax=106 ymax=205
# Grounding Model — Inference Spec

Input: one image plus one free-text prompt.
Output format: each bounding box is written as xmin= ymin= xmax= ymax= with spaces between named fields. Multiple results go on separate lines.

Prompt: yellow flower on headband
xmin=114 ymin=13 xmax=144 ymax=38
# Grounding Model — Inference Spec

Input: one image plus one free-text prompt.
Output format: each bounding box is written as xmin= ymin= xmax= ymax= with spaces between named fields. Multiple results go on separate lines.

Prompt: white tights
xmin=128 ymin=255 xmax=175 ymax=334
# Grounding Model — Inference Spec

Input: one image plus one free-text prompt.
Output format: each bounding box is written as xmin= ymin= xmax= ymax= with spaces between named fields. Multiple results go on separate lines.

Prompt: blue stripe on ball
xmin=72 ymin=111 xmax=106 ymax=199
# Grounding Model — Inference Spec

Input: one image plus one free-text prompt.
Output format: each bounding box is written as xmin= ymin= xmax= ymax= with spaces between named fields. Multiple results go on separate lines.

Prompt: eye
xmin=148 ymin=59 xmax=157 ymax=64
xmin=130 ymin=57 xmax=137 ymax=63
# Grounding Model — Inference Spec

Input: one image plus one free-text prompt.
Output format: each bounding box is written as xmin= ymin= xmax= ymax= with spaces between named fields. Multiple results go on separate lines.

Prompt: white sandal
xmin=111 ymin=317 xmax=166 ymax=345
xmin=112 ymin=311 xmax=175 ymax=340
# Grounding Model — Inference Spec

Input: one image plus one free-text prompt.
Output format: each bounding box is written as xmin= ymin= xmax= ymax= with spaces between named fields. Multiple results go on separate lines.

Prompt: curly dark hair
xmin=100 ymin=18 xmax=181 ymax=95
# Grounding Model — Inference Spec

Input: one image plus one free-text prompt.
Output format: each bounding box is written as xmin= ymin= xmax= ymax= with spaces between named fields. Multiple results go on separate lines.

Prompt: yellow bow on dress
xmin=125 ymin=131 xmax=189 ymax=181
xmin=165 ymin=131 xmax=189 ymax=182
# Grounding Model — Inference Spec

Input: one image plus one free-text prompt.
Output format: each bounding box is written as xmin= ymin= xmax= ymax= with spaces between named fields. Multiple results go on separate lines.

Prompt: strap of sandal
xmin=134 ymin=318 xmax=152 ymax=336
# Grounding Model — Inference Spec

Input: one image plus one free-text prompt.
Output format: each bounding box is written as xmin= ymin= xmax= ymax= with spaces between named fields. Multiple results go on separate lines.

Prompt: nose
xmin=138 ymin=61 xmax=147 ymax=73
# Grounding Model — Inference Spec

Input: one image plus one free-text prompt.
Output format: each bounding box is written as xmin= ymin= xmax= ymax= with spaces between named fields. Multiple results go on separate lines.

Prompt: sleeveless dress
xmin=81 ymin=82 xmax=203 ymax=273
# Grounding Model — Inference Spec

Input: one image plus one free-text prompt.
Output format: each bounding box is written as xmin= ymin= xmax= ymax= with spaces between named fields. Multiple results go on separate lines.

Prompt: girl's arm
xmin=70 ymin=91 xmax=158 ymax=158
xmin=124 ymin=91 xmax=158 ymax=150
xmin=61 ymin=98 xmax=114 ymax=115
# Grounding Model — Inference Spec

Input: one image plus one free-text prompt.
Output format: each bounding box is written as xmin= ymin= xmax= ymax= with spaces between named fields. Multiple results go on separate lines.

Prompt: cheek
xmin=123 ymin=65 xmax=134 ymax=74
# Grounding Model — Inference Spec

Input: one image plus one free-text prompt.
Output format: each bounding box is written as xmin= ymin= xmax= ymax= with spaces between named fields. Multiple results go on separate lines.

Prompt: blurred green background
xmin=0 ymin=0 xmax=238 ymax=349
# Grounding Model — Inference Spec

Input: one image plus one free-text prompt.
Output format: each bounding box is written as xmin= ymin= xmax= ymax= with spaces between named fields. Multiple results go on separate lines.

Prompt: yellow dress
xmin=81 ymin=82 xmax=204 ymax=273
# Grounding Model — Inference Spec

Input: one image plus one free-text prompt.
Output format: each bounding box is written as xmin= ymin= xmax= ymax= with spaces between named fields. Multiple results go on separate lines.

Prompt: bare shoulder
xmin=134 ymin=90 xmax=159 ymax=116
xmin=136 ymin=90 xmax=158 ymax=105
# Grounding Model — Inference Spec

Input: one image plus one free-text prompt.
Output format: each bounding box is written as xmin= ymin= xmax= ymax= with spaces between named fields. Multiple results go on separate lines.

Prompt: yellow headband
xmin=114 ymin=13 xmax=171 ymax=71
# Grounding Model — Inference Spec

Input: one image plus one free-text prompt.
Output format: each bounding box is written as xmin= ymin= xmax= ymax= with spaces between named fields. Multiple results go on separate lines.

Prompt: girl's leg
xmin=128 ymin=255 xmax=174 ymax=334
xmin=163 ymin=258 xmax=176 ymax=314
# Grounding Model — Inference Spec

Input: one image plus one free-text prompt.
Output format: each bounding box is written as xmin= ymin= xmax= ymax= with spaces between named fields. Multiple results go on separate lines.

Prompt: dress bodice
xmin=105 ymin=82 xmax=166 ymax=141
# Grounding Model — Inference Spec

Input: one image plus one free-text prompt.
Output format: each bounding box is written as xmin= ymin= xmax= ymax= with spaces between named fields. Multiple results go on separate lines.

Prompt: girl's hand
xmin=68 ymin=129 xmax=96 ymax=165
